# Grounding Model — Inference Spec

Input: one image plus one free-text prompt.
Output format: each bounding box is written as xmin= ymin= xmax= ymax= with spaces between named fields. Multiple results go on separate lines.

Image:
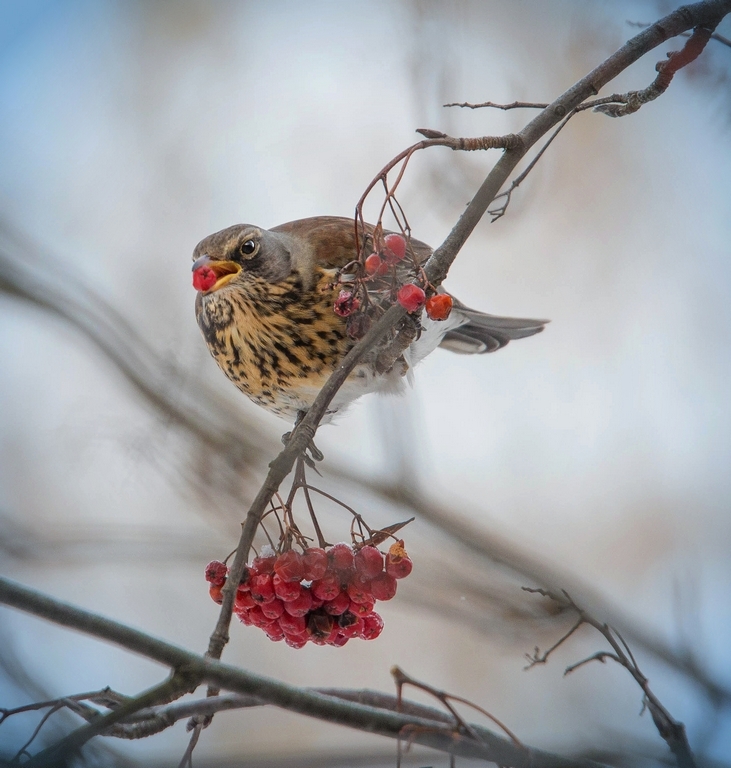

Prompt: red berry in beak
xmin=193 ymin=265 xmax=217 ymax=292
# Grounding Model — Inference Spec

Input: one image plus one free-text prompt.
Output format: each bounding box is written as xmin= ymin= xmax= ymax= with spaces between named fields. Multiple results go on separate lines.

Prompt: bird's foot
xmin=282 ymin=410 xmax=324 ymax=466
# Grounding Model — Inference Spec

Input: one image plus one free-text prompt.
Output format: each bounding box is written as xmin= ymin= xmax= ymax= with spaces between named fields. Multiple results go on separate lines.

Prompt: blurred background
xmin=1 ymin=0 xmax=730 ymax=765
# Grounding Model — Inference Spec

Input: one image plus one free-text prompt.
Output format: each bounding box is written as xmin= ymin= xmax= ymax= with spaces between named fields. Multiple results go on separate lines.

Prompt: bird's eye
xmin=240 ymin=239 xmax=257 ymax=257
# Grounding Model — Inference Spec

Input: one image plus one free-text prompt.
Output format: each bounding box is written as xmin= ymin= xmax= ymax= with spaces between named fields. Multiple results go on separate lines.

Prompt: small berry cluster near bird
xmin=205 ymin=540 xmax=412 ymax=648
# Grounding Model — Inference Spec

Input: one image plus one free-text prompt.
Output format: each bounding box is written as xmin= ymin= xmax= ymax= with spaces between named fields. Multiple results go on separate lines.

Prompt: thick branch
xmin=0 ymin=576 xmax=608 ymax=768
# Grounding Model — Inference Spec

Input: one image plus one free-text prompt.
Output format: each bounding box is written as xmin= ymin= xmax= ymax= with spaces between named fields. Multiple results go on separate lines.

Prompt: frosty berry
xmin=397 ymin=284 xmax=426 ymax=313
xmin=205 ymin=540 xmax=412 ymax=648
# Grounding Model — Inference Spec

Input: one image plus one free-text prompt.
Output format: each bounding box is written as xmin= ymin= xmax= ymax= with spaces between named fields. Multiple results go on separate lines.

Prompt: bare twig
xmin=391 ymin=665 xmax=522 ymax=747
xmin=523 ymin=587 xmax=697 ymax=768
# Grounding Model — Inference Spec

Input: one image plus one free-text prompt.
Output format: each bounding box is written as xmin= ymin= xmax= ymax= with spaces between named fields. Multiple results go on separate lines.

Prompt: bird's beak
xmin=191 ymin=255 xmax=242 ymax=292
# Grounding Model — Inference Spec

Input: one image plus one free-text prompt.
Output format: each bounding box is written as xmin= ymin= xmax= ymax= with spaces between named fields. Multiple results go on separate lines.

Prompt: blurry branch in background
xmin=0 ymin=576 xmax=609 ymax=768
xmin=0 ymin=221 xmax=275 ymax=504
xmin=523 ymin=589 xmax=697 ymax=768
xmin=2 ymin=0 xmax=731 ymax=765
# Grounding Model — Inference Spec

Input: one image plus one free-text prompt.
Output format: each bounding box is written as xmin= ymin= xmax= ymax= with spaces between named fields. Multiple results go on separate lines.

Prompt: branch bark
xmin=0 ymin=575 xmax=609 ymax=768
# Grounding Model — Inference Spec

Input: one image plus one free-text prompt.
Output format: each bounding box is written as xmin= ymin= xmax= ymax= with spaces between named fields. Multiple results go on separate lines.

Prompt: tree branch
xmin=0 ymin=576 xmax=610 ymax=768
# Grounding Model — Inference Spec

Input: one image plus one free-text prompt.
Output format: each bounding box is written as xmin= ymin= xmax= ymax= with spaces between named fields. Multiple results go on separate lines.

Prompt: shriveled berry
xmin=370 ymin=572 xmax=397 ymax=601
xmin=328 ymin=543 xmax=355 ymax=573
xmin=346 ymin=312 xmax=372 ymax=340
xmin=307 ymin=612 xmax=334 ymax=640
xmin=205 ymin=560 xmax=227 ymax=586
xmin=333 ymin=290 xmax=360 ymax=317
xmin=192 ymin=265 xmax=217 ymax=292
xmin=302 ymin=547 xmax=328 ymax=581
xmin=323 ymin=591 xmax=351 ymax=616
xmin=361 ymin=612 xmax=385 ymax=640
xmin=249 ymin=573 xmax=276 ymax=604
xmin=425 ymin=293 xmax=453 ymax=321
xmin=347 ymin=576 xmax=373 ymax=605
xmin=209 ymin=584 xmax=223 ymax=604
xmin=261 ymin=598 xmax=285 ymax=620
xmin=274 ymin=550 xmax=305 ymax=582
xmin=354 ymin=546 xmax=383 ymax=578
xmin=273 ymin=574 xmax=302 ymax=603
xmin=386 ymin=539 xmax=413 ymax=579
xmin=383 ymin=233 xmax=407 ymax=264
xmin=283 ymin=588 xmax=313 ymax=617
xmin=312 ymin=574 xmax=340 ymax=601
xmin=397 ymin=284 xmax=426 ymax=313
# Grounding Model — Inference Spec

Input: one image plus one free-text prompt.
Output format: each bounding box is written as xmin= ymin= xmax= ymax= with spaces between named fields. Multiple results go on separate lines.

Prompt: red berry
xmin=302 ymin=548 xmax=328 ymax=581
xmin=236 ymin=607 xmax=252 ymax=625
xmin=279 ymin=612 xmax=307 ymax=636
xmin=204 ymin=560 xmax=228 ymax=586
xmin=273 ymin=574 xmax=302 ymax=603
xmin=386 ymin=539 xmax=413 ymax=579
xmin=323 ymin=591 xmax=351 ymax=616
xmin=251 ymin=554 xmax=276 ymax=575
xmin=274 ymin=550 xmax=305 ymax=582
xmin=235 ymin=589 xmax=255 ymax=611
xmin=208 ymin=584 xmax=223 ymax=604
xmin=338 ymin=612 xmax=365 ymax=638
xmin=397 ymin=284 xmax=426 ymax=313
xmin=192 ymin=265 xmax=217 ymax=292
xmin=328 ymin=632 xmax=350 ymax=647
xmin=347 ymin=577 xmax=373 ymax=604
xmin=328 ymin=543 xmax=355 ymax=573
xmin=425 ymin=293 xmax=453 ymax=321
xmin=283 ymin=588 xmax=313 ymax=617
xmin=312 ymin=574 xmax=340 ymax=601
xmin=383 ymin=233 xmax=407 ymax=264
xmin=261 ymin=598 xmax=285 ymax=620
xmin=349 ymin=598 xmax=375 ymax=617
xmin=333 ymin=290 xmax=360 ymax=317
xmin=365 ymin=253 xmax=389 ymax=276
xmin=370 ymin=572 xmax=397 ymax=601
xmin=354 ymin=546 xmax=383 ymax=578
xmin=360 ymin=612 xmax=384 ymax=640
xmin=264 ymin=623 xmax=285 ymax=641
xmin=285 ymin=634 xmax=308 ymax=649
xmin=248 ymin=605 xmax=275 ymax=629
xmin=249 ymin=573 xmax=276 ymax=604
xmin=386 ymin=554 xmax=413 ymax=579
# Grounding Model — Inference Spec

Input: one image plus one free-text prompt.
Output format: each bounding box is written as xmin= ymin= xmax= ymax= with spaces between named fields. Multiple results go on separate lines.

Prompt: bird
xmin=192 ymin=216 xmax=546 ymax=424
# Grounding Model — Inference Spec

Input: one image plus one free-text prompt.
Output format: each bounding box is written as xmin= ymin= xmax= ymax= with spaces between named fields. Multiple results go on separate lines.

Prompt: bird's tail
xmin=439 ymin=298 xmax=548 ymax=354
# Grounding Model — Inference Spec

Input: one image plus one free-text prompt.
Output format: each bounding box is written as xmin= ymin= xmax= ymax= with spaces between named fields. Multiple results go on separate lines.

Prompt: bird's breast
xmin=195 ymin=270 xmax=353 ymax=418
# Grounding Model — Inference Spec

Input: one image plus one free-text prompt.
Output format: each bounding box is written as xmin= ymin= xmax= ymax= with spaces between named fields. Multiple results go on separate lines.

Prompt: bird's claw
xmin=281 ymin=429 xmax=324 ymax=465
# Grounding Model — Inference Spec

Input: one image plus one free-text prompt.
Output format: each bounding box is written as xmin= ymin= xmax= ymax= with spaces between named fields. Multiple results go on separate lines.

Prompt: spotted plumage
xmin=193 ymin=216 xmax=547 ymax=422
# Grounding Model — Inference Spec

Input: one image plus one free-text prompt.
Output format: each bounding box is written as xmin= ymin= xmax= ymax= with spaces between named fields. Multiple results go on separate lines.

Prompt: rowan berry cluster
xmin=205 ymin=540 xmax=413 ymax=648
xmin=333 ymin=232 xmax=453 ymax=336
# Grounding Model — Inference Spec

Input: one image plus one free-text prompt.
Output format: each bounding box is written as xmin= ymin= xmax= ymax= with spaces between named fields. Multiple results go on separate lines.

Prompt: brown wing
xmin=270 ymin=216 xmax=433 ymax=270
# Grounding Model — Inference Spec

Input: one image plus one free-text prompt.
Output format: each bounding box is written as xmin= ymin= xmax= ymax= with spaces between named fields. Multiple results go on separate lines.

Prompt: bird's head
xmin=191 ymin=224 xmax=293 ymax=294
